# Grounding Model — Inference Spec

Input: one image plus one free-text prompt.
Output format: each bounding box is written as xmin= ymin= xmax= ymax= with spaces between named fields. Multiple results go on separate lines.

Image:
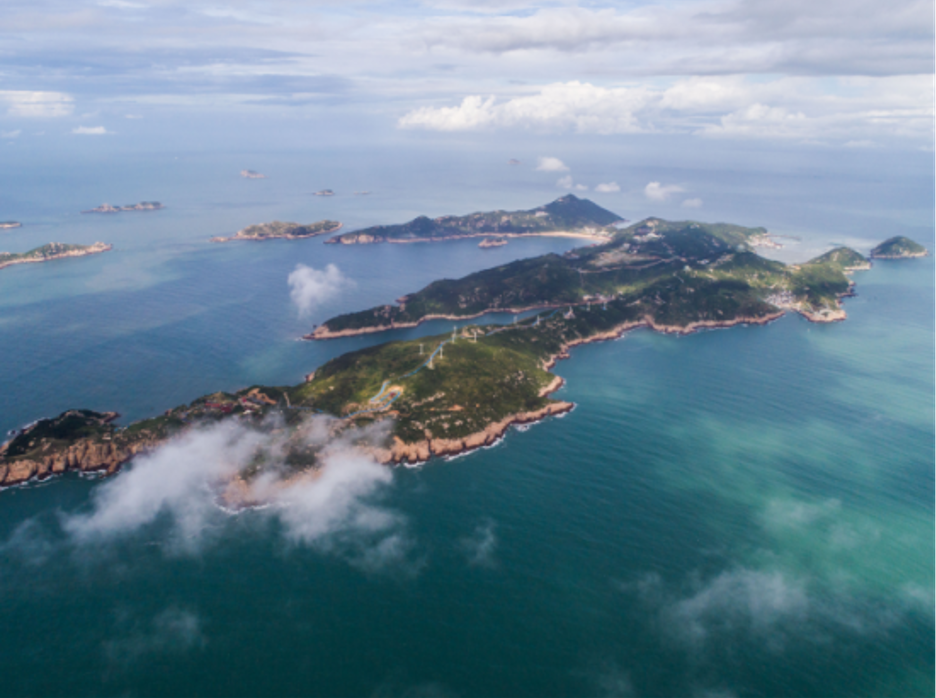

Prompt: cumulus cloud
xmin=0 ymin=90 xmax=73 ymax=118
xmin=104 ymin=607 xmax=205 ymax=665
xmin=644 ymin=181 xmax=685 ymax=201
xmin=72 ymin=125 xmax=109 ymax=135
xmin=681 ymin=198 xmax=703 ymax=208
xmin=398 ymin=76 xmax=933 ymax=144
xmin=594 ymin=182 xmax=620 ymax=193
xmin=400 ymin=82 xmax=646 ymax=135
xmin=536 ymin=155 xmax=569 ymax=172
xmin=460 ymin=519 xmax=498 ymax=567
xmin=287 ymin=263 xmax=351 ymax=317
xmin=61 ymin=416 xmax=406 ymax=566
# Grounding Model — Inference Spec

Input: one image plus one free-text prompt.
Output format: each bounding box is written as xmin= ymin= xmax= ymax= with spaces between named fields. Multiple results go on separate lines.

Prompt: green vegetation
xmin=325 ymin=194 xmax=622 ymax=244
xmin=870 ymin=236 xmax=928 ymax=259
xmin=314 ymin=218 xmax=856 ymax=336
xmin=809 ymin=247 xmax=870 ymax=269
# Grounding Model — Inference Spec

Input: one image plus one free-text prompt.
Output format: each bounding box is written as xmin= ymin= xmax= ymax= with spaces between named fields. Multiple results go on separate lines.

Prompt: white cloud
xmin=1 ymin=130 xmax=21 ymax=139
xmin=0 ymin=91 xmax=73 ymax=118
xmin=536 ymin=155 xmax=569 ymax=172
xmin=60 ymin=416 xmax=408 ymax=568
xmin=644 ymin=181 xmax=685 ymax=201
xmin=556 ymin=175 xmax=573 ymax=189
xmin=72 ymin=125 xmax=109 ymax=135
xmin=460 ymin=519 xmax=498 ymax=567
xmin=400 ymin=82 xmax=646 ymax=135
xmin=104 ymin=608 xmax=205 ymax=665
xmin=287 ymin=263 xmax=351 ymax=317
xmin=594 ymin=181 xmax=620 ymax=193
xmin=681 ymin=198 xmax=703 ymax=208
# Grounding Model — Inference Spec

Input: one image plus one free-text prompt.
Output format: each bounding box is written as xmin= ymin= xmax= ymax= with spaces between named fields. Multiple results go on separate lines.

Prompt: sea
xmin=0 ymin=137 xmax=933 ymax=697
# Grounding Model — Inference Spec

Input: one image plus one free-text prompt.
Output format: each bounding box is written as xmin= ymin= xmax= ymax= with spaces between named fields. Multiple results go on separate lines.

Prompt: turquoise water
xmin=0 ymin=145 xmax=932 ymax=697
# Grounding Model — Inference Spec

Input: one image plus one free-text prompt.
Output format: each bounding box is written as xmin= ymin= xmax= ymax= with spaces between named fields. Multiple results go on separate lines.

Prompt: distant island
xmin=81 ymin=202 xmax=164 ymax=214
xmin=0 ymin=221 xmax=22 ymax=230
xmin=870 ymin=236 xmax=929 ymax=259
xmin=325 ymin=194 xmax=622 ymax=245
xmin=313 ymin=189 xmax=335 ymax=197
xmin=479 ymin=237 xmax=507 ymax=249
xmin=0 ymin=242 xmax=111 ymax=271
xmin=210 ymin=220 xmax=343 ymax=243
xmin=240 ymin=169 xmax=266 ymax=179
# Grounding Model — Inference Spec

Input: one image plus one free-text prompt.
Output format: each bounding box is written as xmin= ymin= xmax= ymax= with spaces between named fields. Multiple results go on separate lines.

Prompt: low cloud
xmin=287 ymin=263 xmax=352 ymax=317
xmin=460 ymin=519 xmax=498 ymax=567
xmin=0 ymin=90 xmax=73 ymax=118
xmin=594 ymin=182 xmax=620 ymax=193
xmin=681 ymin=198 xmax=703 ymax=208
xmin=72 ymin=125 xmax=109 ymax=135
xmin=536 ymin=156 xmax=569 ymax=172
xmin=104 ymin=607 xmax=205 ymax=665
xmin=61 ymin=416 xmax=407 ymax=567
xmin=644 ymin=181 xmax=685 ymax=201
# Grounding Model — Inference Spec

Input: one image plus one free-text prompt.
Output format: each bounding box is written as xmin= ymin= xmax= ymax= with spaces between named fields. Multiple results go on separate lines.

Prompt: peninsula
xmin=0 ymin=215 xmax=904 ymax=500
xmin=870 ymin=236 xmax=929 ymax=259
xmin=81 ymin=202 xmax=164 ymax=214
xmin=210 ymin=220 xmax=343 ymax=243
xmin=0 ymin=242 xmax=111 ymax=271
xmin=325 ymin=194 xmax=621 ymax=245
xmin=310 ymin=218 xmax=868 ymax=339
xmin=0 ymin=221 xmax=22 ymax=230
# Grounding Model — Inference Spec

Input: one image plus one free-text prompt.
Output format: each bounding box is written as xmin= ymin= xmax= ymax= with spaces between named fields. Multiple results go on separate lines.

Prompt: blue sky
xmin=0 ymin=0 xmax=932 ymax=149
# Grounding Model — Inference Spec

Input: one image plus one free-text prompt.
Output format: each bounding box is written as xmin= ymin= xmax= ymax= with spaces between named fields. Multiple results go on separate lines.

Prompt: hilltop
xmin=809 ymin=247 xmax=871 ymax=270
xmin=325 ymin=194 xmax=622 ymax=245
xmin=211 ymin=220 xmax=342 ymax=243
xmin=870 ymin=236 xmax=928 ymax=259
xmin=311 ymin=218 xmax=859 ymax=338
xmin=0 ymin=242 xmax=111 ymax=271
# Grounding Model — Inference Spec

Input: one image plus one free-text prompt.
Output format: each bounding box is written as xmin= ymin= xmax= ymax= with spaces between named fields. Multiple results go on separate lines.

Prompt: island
xmin=310 ymin=219 xmax=869 ymax=339
xmin=313 ymin=189 xmax=335 ymax=197
xmin=0 ymin=242 xmax=112 ymax=271
xmin=3 ymin=215 xmax=899 ymax=499
xmin=479 ymin=237 xmax=508 ymax=249
xmin=324 ymin=194 xmax=621 ymax=245
xmin=870 ymin=236 xmax=929 ymax=259
xmin=210 ymin=220 xmax=343 ymax=243
xmin=240 ymin=169 xmax=266 ymax=179
xmin=81 ymin=202 xmax=164 ymax=214
xmin=0 ymin=221 xmax=22 ymax=230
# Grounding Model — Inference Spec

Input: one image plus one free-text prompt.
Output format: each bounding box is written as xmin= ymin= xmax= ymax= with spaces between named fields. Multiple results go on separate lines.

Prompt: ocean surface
xmin=0 ymin=141 xmax=933 ymax=697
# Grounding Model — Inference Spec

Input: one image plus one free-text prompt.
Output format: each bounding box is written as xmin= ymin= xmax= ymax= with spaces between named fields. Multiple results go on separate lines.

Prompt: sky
xmin=0 ymin=0 xmax=933 ymax=150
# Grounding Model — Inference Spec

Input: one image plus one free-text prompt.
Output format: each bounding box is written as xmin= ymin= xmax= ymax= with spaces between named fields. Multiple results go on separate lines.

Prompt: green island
xmin=0 ymin=242 xmax=112 ymax=271
xmin=870 ymin=236 xmax=929 ymax=259
xmin=325 ymin=194 xmax=622 ymax=245
xmin=311 ymin=218 xmax=866 ymax=338
xmin=1 ymin=208 xmax=910 ymax=503
xmin=211 ymin=220 xmax=343 ymax=243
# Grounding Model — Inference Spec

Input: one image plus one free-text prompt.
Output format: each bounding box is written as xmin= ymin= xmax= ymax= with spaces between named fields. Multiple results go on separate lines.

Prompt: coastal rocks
xmin=374 ymin=401 xmax=574 ymax=465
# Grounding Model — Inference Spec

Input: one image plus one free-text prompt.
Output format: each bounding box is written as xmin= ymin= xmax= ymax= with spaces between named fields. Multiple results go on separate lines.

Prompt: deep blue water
xmin=0 ymin=144 xmax=932 ymax=697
